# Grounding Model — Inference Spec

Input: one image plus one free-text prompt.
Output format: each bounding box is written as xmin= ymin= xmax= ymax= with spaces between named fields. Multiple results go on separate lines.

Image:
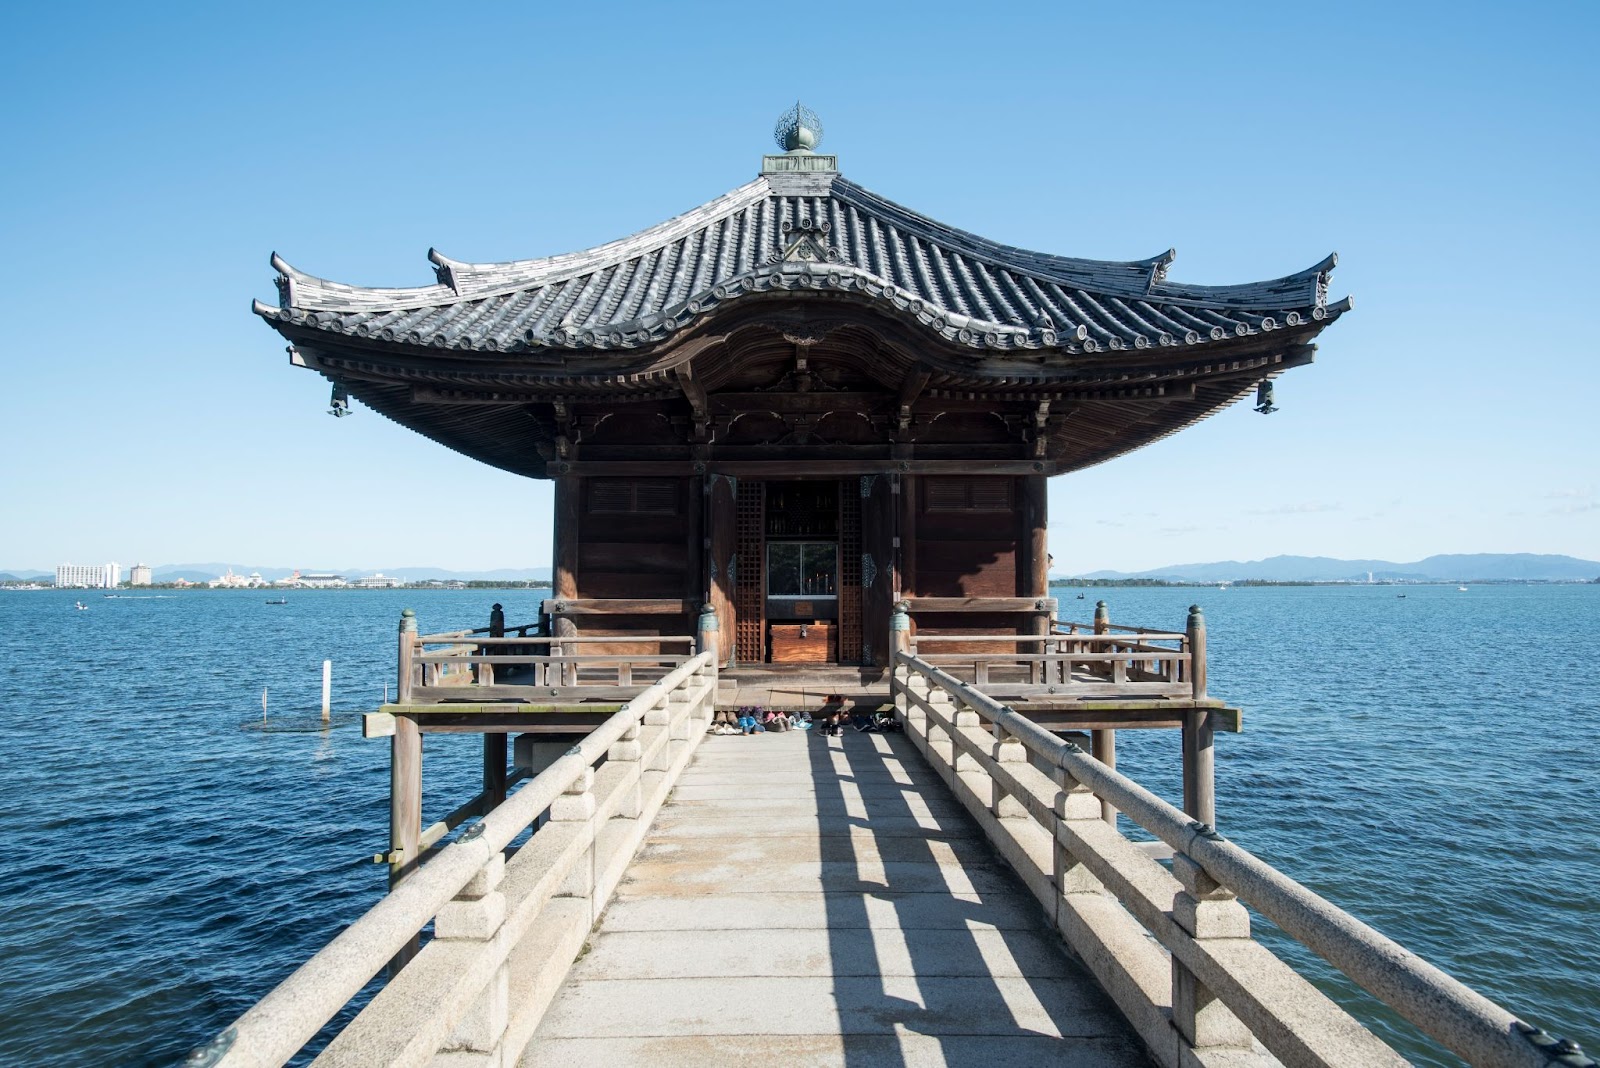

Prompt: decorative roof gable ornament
xmin=762 ymin=102 xmax=837 ymax=176
xmin=773 ymin=216 xmax=840 ymax=264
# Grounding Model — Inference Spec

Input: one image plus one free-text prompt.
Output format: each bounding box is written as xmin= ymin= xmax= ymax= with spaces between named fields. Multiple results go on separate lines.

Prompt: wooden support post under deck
xmin=1092 ymin=728 xmax=1118 ymax=826
xmin=483 ymin=603 xmax=507 ymax=807
xmin=390 ymin=608 xmax=423 ymax=967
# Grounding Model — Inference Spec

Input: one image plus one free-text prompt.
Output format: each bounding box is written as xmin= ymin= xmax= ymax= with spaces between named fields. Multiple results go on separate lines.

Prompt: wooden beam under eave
xmin=551 ymin=459 xmax=1057 ymax=478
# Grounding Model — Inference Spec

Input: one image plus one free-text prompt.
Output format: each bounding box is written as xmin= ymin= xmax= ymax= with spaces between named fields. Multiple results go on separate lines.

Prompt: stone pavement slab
xmin=520 ymin=729 xmax=1148 ymax=1067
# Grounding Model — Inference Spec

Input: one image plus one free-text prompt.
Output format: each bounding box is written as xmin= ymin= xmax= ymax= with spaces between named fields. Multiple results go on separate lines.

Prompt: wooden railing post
xmin=434 ymin=852 xmax=509 ymax=1064
xmin=696 ymin=602 xmax=718 ymax=656
xmin=890 ymin=603 xmax=912 ymax=722
xmin=396 ymin=607 xmax=417 ymax=705
xmin=1171 ymin=850 xmax=1252 ymax=1056
xmin=1183 ymin=605 xmax=1216 ymax=826
xmin=1187 ymin=602 xmax=1207 ymax=700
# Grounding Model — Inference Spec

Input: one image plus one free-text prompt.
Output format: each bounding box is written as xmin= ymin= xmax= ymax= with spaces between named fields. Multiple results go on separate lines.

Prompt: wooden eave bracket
xmin=674 ymin=364 xmax=712 ymax=441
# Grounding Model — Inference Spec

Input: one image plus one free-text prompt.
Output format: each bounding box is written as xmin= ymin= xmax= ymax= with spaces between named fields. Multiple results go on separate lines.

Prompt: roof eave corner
xmin=427 ymin=247 xmax=461 ymax=294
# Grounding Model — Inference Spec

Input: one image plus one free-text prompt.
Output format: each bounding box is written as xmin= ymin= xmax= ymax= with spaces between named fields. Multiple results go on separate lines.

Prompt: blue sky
xmin=2 ymin=2 xmax=1595 ymax=573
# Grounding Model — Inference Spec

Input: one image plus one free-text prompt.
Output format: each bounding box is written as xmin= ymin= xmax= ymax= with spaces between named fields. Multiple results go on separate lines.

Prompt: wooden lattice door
xmin=838 ymin=478 xmax=863 ymax=663
xmin=734 ymin=480 xmax=764 ymax=664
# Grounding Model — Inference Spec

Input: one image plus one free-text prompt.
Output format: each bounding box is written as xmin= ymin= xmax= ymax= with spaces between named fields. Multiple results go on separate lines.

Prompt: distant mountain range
xmin=1058 ymin=553 xmax=1600 ymax=584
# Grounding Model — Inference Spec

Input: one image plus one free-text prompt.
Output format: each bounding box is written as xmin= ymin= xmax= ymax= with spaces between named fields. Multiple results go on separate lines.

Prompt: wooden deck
xmin=522 ymin=728 xmax=1148 ymax=1067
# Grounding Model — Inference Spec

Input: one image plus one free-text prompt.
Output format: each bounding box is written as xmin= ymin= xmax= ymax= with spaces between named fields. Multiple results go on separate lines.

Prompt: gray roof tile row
xmin=258 ymin=174 xmax=1347 ymax=357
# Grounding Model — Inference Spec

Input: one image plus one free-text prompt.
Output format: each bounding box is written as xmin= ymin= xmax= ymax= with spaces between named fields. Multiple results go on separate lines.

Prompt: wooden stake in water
xmin=322 ymin=660 xmax=332 ymax=722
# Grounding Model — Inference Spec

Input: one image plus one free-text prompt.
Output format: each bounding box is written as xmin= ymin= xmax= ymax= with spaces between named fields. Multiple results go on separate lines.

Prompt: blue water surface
xmin=0 ymin=584 xmax=1594 ymax=1065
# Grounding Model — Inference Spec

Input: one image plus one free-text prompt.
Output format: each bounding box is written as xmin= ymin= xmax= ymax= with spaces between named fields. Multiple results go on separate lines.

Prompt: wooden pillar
xmin=707 ymin=474 xmax=737 ymax=664
xmin=553 ymin=476 xmax=580 ymax=684
xmin=898 ymin=474 xmax=917 ymax=598
xmin=1021 ymin=473 xmax=1049 ymax=597
xmin=685 ymin=472 xmax=705 ymax=609
xmin=863 ymin=474 xmax=896 ymax=667
xmin=1092 ymin=728 xmax=1118 ymax=827
xmin=1182 ymin=604 xmax=1215 ymax=826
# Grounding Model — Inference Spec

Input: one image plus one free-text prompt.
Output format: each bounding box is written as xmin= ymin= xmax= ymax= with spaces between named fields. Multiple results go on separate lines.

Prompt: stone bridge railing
xmin=189 ymin=651 xmax=718 ymax=1068
xmin=890 ymin=614 xmax=1591 ymax=1068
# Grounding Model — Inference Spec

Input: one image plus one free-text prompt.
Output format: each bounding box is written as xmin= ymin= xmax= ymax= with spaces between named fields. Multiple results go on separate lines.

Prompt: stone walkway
xmin=521 ymin=727 xmax=1148 ymax=1067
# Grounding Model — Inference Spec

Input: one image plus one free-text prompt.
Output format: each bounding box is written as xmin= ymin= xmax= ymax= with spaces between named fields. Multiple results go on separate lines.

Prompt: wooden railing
xmin=194 ymin=653 xmax=719 ymax=1068
xmin=396 ymin=603 xmax=701 ymax=701
xmin=889 ymin=609 xmax=1590 ymax=1068
xmin=901 ymin=596 xmax=1198 ymax=695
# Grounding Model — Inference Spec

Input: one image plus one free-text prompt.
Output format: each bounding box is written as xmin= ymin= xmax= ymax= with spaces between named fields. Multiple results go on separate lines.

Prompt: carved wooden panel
xmin=734 ymin=480 xmax=765 ymax=663
xmin=838 ymin=478 xmax=863 ymax=664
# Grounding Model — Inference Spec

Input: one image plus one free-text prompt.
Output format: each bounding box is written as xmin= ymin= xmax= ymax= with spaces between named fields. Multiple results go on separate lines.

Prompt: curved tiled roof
xmin=256 ymin=172 xmax=1347 ymax=358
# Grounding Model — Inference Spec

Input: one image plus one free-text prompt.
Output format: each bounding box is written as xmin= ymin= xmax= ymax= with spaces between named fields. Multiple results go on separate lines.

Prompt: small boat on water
xmin=74 ymin=601 xmax=88 ymax=611
xmin=1457 ymin=585 xmax=1468 ymax=592
xmin=265 ymin=597 xmax=288 ymax=605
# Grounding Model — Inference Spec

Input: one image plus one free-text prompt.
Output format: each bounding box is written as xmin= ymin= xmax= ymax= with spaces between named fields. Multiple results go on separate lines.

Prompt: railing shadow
xmin=804 ymin=725 xmax=1141 ymax=1064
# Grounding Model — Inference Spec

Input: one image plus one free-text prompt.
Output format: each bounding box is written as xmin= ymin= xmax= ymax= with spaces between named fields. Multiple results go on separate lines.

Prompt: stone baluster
xmin=667 ymin=682 xmax=693 ymax=760
xmin=1171 ymin=850 xmax=1252 ymax=1057
xmin=1052 ymin=753 xmax=1105 ymax=921
xmin=608 ymin=722 xmax=643 ymax=821
xmin=551 ymin=766 xmax=597 ymax=918
xmin=924 ymin=688 xmax=956 ymax=784
xmin=991 ymin=728 xmax=1028 ymax=821
xmin=433 ymin=849 xmax=508 ymax=1066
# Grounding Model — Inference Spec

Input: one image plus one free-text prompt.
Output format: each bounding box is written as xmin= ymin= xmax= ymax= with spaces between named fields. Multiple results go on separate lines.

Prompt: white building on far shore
xmin=350 ymin=572 xmax=406 ymax=588
xmin=275 ymin=571 xmax=348 ymax=588
xmin=55 ymin=562 xmax=120 ymax=588
xmin=130 ymin=564 xmax=153 ymax=586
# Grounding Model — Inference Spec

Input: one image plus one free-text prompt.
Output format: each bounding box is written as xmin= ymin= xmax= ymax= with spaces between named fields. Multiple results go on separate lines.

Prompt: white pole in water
xmin=262 ymin=687 xmax=268 ymax=723
xmin=321 ymin=660 xmax=332 ymax=722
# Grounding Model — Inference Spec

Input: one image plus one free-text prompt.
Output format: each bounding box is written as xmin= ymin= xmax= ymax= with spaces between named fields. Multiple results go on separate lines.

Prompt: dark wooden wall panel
xmin=570 ymin=475 xmax=697 ymax=632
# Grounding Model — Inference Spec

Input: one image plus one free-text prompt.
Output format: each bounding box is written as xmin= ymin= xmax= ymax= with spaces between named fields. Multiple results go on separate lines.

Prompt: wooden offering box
xmin=770 ymin=623 xmax=835 ymax=664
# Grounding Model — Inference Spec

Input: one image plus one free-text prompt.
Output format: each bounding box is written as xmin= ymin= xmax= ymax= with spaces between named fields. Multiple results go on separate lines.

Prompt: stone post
xmin=1171 ymin=850 xmax=1252 ymax=1055
xmin=433 ymin=850 xmax=509 ymax=1066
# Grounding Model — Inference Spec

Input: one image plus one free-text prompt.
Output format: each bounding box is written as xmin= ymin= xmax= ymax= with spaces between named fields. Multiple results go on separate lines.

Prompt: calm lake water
xmin=0 ymin=585 xmax=1595 ymax=1065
